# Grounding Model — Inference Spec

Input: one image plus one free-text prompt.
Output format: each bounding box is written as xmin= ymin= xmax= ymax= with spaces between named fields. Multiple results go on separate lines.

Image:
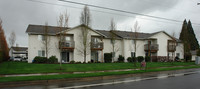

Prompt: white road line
xmin=54 ymin=72 xmax=199 ymax=89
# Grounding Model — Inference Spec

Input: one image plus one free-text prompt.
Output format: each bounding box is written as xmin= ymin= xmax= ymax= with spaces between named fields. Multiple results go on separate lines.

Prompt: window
xmin=38 ymin=35 xmax=45 ymax=41
xmin=131 ymin=52 xmax=135 ymax=57
xmin=132 ymin=40 xmax=134 ymax=44
xmin=65 ymin=36 xmax=70 ymax=41
xmin=38 ymin=50 xmax=45 ymax=57
xmin=176 ymin=53 xmax=180 ymax=58
xmin=92 ymin=38 xmax=98 ymax=43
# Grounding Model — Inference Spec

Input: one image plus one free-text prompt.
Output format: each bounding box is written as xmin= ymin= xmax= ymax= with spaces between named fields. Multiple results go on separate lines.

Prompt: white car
xmin=14 ymin=57 xmax=22 ymax=61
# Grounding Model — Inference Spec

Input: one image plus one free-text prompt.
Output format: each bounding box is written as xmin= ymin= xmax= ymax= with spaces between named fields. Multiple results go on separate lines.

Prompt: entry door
xmin=91 ymin=51 xmax=98 ymax=62
xmin=62 ymin=52 xmax=70 ymax=63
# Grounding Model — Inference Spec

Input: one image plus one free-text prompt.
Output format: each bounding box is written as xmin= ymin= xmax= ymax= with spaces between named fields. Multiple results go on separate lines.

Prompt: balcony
xmin=144 ymin=44 xmax=159 ymax=52
xmin=91 ymin=42 xmax=103 ymax=50
xmin=168 ymin=45 xmax=176 ymax=52
xmin=59 ymin=41 xmax=75 ymax=50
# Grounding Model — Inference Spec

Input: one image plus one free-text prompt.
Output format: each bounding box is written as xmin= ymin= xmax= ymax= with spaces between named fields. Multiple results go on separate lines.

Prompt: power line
xmin=58 ymin=0 xmax=200 ymax=26
xmin=58 ymin=0 xmax=182 ymax=22
xmin=27 ymin=0 xmax=200 ymax=26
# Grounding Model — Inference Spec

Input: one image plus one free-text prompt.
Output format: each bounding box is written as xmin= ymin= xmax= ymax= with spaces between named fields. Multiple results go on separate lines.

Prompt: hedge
xmin=104 ymin=53 xmax=112 ymax=63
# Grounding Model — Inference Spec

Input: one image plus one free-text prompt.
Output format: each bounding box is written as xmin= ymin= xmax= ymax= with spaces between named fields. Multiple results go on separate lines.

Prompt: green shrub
xmin=137 ymin=56 xmax=144 ymax=62
xmin=33 ymin=56 xmax=47 ymax=63
xmin=104 ymin=53 xmax=112 ymax=63
xmin=47 ymin=56 xmax=58 ymax=64
xmin=75 ymin=61 xmax=82 ymax=64
xmin=70 ymin=60 xmax=75 ymax=64
xmin=127 ymin=57 xmax=132 ymax=62
xmin=127 ymin=57 xmax=133 ymax=63
xmin=145 ymin=56 xmax=151 ymax=62
xmin=185 ymin=53 xmax=192 ymax=62
xmin=118 ymin=55 xmax=124 ymax=62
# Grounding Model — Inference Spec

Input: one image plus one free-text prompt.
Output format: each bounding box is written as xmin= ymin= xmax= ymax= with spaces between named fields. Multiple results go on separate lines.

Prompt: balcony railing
xmin=144 ymin=44 xmax=159 ymax=52
xmin=91 ymin=42 xmax=103 ymax=50
xmin=168 ymin=45 xmax=176 ymax=52
xmin=59 ymin=41 xmax=75 ymax=49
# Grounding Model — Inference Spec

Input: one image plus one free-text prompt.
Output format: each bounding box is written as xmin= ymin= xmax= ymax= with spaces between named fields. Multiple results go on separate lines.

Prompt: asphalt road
xmin=2 ymin=69 xmax=200 ymax=89
xmin=80 ymin=73 xmax=200 ymax=89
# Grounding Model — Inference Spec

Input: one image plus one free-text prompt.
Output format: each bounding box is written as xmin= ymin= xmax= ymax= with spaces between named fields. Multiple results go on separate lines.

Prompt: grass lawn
xmin=0 ymin=65 xmax=200 ymax=83
xmin=0 ymin=61 xmax=196 ymax=75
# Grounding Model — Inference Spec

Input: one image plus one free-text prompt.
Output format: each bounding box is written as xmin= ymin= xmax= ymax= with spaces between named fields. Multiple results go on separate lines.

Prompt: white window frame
xmin=65 ymin=36 xmax=71 ymax=41
xmin=38 ymin=35 xmax=45 ymax=41
xmin=38 ymin=50 xmax=45 ymax=57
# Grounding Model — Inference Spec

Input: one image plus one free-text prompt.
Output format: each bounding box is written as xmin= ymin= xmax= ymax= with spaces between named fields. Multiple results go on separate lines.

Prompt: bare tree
xmin=9 ymin=31 xmax=16 ymax=48
xmin=42 ymin=22 xmax=51 ymax=59
xmin=171 ymin=32 xmax=177 ymax=64
xmin=57 ymin=11 xmax=69 ymax=69
xmin=110 ymin=18 xmax=119 ymax=62
xmin=131 ymin=21 xmax=140 ymax=66
xmin=78 ymin=5 xmax=91 ymax=63
xmin=8 ymin=31 xmax=16 ymax=58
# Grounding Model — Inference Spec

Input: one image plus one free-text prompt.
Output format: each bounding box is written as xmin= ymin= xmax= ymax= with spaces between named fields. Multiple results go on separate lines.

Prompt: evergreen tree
xmin=179 ymin=19 xmax=190 ymax=52
xmin=187 ymin=20 xmax=199 ymax=50
xmin=179 ymin=19 xmax=191 ymax=61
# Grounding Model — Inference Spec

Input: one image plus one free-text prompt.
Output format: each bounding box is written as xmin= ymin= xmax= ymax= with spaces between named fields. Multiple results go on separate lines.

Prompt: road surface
xmin=2 ymin=69 xmax=200 ymax=89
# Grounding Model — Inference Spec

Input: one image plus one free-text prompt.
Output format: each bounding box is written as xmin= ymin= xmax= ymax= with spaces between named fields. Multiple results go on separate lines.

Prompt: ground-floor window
xmin=131 ymin=52 xmax=135 ymax=57
xmin=38 ymin=50 xmax=45 ymax=57
xmin=176 ymin=53 xmax=180 ymax=58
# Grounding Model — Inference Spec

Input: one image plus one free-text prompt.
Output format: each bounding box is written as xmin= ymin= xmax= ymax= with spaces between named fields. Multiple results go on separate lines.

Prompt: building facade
xmin=26 ymin=24 xmax=184 ymax=63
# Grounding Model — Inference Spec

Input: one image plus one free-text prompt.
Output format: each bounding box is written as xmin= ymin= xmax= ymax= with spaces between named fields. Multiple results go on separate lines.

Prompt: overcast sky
xmin=0 ymin=0 xmax=200 ymax=47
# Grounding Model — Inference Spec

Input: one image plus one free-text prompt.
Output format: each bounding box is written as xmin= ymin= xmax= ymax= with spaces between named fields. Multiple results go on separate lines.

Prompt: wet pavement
xmin=79 ymin=71 xmax=200 ymax=89
xmin=1 ymin=68 xmax=200 ymax=89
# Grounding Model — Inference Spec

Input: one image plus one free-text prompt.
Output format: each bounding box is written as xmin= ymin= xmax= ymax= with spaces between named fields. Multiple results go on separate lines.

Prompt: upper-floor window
xmin=92 ymin=37 xmax=99 ymax=43
xmin=65 ymin=36 xmax=71 ymax=41
xmin=132 ymin=40 xmax=134 ymax=44
xmin=38 ymin=35 xmax=45 ymax=41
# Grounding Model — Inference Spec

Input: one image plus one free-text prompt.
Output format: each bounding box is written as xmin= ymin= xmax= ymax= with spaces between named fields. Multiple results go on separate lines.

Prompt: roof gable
xmin=64 ymin=24 xmax=107 ymax=37
xmin=149 ymin=31 xmax=176 ymax=41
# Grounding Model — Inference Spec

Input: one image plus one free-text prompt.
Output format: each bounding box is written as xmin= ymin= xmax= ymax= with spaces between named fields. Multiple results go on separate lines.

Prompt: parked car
xmin=9 ymin=57 xmax=14 ymax=61
xmin=14 ymin=56 xmax=22 ymax=61
xmin=21 ymin=57 xmax=28 ymax=62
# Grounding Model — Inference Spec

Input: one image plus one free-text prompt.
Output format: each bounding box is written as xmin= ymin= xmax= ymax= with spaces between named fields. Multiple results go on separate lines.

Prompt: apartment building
xmin=26 ymin=24 xmax=184 ymax=63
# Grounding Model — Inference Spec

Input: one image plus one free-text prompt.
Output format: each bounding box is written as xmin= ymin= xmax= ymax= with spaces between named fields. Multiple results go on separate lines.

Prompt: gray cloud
xmin=0 ymin=0 xmax=200 ymax=46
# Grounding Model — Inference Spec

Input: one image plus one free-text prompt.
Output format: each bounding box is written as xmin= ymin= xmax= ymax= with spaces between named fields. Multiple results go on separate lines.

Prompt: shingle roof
xmin=113 ymin=30 xmax=153 ymax=39
xmin=12 ymin=47 xmax=28 ymax=51
xmin=26 ymin=24 xmax=182 ymax=42
xmin=95 ymin=30 xmax=122 ymax=39
xmin=26 ymin=25 xmax=69 ymax=35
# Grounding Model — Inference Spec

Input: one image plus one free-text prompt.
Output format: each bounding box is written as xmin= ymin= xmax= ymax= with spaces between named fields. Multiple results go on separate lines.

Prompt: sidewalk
xmin=0 ymin=65 xmax=196 ymax=77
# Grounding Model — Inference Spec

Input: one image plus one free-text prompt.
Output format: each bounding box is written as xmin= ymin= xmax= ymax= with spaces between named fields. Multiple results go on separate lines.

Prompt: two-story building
xmin=26 ymin=24 xmax=184 ymax=63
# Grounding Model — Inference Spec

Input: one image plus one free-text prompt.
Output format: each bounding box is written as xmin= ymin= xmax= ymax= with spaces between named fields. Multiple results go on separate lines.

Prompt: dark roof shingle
xmin=26 ymin=25 xmax=68 ymax=35
xmin=26 ymin=24 xmax=182 ymax=42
